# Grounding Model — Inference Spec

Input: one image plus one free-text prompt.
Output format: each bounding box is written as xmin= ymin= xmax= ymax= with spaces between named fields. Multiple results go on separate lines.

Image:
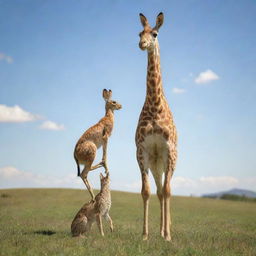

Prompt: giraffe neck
xmin=146 ymin=40 xmax=164 ymax=102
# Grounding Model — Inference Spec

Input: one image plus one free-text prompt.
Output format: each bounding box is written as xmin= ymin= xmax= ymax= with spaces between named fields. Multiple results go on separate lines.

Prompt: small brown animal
xmin=74 ymin=89 xmax=121 ymax=199
xmin=71 ymin=173 xmax=113 ymax=237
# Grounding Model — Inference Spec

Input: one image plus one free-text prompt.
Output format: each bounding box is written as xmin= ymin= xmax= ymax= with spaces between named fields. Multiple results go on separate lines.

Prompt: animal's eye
xmin=112 ymin=101 xmax=116 ymax=104
xmin=152 ymin=32 xmax=158 ymax=38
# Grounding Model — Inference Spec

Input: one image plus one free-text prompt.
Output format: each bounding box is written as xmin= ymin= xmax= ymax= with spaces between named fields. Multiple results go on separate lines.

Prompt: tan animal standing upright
xmin=71 ymin=173 xmax=113 ymax=237
xmin=74 ymin=89 xmax=122 ymax=199
xmin=135 ymin=12 xmax=177 ymax=241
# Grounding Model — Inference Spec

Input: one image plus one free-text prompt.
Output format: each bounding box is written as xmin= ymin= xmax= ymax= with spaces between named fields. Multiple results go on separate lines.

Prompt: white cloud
xmin=172 ymin=88 xmax=187 ymax=94
xmin=195 ymin=69 xmax=219 ymax=84
xmin=124 ymin=175 xmax=256 ymax=196
xmin=1 ymin=166 xmax=255 ymax=197
xmin=39 ymin=120 xmax=65 ymax=131
xmin=172 ymin=175 xmax=240 ymax=196
xmin=0 ymin=166 xmax=81 ymax=188
xmin=0 ymin=104 xmax=40 ymax=123
xmin=0 ymin=52 xmax=13 ymax=63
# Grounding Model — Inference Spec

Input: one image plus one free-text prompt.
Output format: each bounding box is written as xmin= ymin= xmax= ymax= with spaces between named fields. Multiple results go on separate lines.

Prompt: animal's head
xmin=102 ymin=89 xmax=122 ymax=111
xmin=100 ymin=172 xmax=110 ymax=187
xmin=138 ymin=12 xmax=164 ymax=51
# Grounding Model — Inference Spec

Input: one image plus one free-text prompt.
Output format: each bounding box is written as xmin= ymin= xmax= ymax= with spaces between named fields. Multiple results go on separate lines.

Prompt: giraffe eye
xmin=112 ymin=101 xmax=116 ymax=104
xmin=152 ymin=32 xmax=158 ymax=38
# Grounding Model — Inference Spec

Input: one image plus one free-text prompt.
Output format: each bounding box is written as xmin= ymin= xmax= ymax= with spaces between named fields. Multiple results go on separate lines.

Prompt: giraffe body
xmin=136 ymin=12 xmax=177 ymax=241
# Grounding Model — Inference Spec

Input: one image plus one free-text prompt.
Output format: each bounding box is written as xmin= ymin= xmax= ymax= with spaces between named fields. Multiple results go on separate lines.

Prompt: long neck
xmin=105 ymin=108 xmax=114 ymax=121
xmin=146 ymin=40 xmax=164 ymax=101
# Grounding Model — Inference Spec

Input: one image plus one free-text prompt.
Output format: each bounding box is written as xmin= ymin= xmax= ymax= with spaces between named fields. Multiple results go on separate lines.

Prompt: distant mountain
xmin=202 ymin=188 xmax=256 ymax=198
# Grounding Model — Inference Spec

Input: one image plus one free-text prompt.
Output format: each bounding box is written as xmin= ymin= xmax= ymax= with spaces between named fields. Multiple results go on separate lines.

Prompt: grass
xmin=0 ymin=189 xmax=256 ymax=256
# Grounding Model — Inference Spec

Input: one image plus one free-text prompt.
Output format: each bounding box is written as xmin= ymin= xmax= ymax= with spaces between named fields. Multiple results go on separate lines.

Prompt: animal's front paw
xmin=100 ymin=161 xmax=106 ymax=168
xmin=89 ymin=198 xmax=95 ymax=203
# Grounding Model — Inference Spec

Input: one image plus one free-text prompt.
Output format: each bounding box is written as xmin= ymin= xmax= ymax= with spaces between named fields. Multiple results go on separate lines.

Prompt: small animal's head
xmin=138 ymin=12 xmax=164 ymax=51
xmin=102 ymin=89 xmax=122 ymax=111
xmin=100 ymin=172 xmax=110 ymax=187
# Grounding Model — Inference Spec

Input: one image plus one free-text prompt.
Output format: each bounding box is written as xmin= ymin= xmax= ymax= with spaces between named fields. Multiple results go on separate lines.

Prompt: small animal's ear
xmin=139 ymin=13 xmax=149 ymax=28
xmin=108 ymin=89 xmax=112 ymax=100
xmin=155 ymin=12 xmax=164 ymax=30
xmin=103 ymin=89 xmax=111 ymax=102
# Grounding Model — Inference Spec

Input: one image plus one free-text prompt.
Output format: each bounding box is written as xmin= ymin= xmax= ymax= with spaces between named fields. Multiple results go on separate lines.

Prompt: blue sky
xmin=0 ymin=0 xmax=255 ymax=195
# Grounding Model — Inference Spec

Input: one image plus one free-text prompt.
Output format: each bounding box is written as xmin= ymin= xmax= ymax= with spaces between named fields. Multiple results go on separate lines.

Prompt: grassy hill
xmin=0 ymin=189 xmax=255 ymax=256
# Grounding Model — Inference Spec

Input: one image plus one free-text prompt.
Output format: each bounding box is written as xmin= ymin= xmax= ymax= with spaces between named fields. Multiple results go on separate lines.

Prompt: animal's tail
xmin=74 ymin=153 xmax=80 ymax=177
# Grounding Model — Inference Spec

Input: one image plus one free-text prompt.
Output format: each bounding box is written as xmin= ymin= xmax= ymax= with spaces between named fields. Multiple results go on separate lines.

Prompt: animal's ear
xmin=139 ymin=13 xmax=149 ymax=28
xmin=155 ymin=12 xmax=164 ymax=30
xmin=103 ymin=89 xmax=111 ymax=102
xmin=100 ymin=173 xmax=104 ymax=180
xmin=108 ymin=89 xmax=112 ymax=100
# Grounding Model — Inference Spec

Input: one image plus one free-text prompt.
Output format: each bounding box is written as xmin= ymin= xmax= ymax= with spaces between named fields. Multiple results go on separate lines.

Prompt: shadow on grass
xmin=34 ymin=230 xmax=56 ymax=236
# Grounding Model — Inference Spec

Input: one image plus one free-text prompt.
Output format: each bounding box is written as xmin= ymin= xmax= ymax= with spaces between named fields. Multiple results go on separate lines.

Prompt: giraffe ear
xmin=139 ymin=13 xmax=149 ymax=28
xmin=100 ymin=173 xmax=104 ymax=180
xmin=155 ymin=12 xmax=164 ymax=30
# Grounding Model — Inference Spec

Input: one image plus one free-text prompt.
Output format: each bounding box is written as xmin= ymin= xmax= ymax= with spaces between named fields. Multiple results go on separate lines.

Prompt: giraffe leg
xmin=163 ymin=170 xmax=172 ymax=241
xmin=141 ymin=170 xmax=150 ymax=240
xmin=152 ymin=171 xmax=164 ymax=238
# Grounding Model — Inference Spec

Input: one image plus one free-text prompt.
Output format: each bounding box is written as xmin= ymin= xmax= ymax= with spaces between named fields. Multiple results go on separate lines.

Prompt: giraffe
xmin=135 ymin=12 xmax=177 ymax=241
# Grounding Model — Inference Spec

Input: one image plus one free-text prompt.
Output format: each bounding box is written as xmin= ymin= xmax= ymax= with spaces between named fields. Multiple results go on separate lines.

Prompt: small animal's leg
xmin=105 ymin=213 xmax=113 ymax=232
xmin=96 ymin=214 xmax=104 ymax=236
xmin=71 ymin=215 xmax=87 ymax=237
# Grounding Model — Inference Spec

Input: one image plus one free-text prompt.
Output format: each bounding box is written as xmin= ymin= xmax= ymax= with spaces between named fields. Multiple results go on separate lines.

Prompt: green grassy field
xmin=0 ymin=189 xmax=255 ymax=256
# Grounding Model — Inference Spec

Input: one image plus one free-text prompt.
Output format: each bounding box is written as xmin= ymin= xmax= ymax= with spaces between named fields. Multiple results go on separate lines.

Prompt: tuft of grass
xmin=0 ymin=188 xmax=256 ymax=256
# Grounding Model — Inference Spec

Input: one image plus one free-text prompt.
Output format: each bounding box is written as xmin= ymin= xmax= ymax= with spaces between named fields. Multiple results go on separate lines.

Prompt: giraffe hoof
xmin=160 ymin=230 xmax=165 ymax=238
xmin=142 ymin=234 xmax=148 ymax=241
xmin=164 ymin=235 xmax=172 ymax=242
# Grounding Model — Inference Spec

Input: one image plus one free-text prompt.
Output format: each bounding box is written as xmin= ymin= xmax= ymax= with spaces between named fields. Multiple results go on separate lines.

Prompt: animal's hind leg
xmin=80 ymin=168 xmax=95 ymax=200
xmin=105 ymin=213 xmax=113 ymax=232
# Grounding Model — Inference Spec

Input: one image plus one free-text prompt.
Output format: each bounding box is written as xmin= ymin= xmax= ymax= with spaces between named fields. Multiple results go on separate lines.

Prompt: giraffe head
xmin=138 ymin=12 xmax=164 ymax=51
xmin=102 ymin=89 xmax=122 ymax=111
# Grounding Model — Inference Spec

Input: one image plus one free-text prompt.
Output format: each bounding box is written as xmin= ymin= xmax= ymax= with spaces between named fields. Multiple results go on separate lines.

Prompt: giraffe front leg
xmin=152 ymin=171 xmax=164 ymax=238
xmin=141 ymin=170 xmax=150 ymax=240
xmin=163 ymin=170 xmax=172 ymax=241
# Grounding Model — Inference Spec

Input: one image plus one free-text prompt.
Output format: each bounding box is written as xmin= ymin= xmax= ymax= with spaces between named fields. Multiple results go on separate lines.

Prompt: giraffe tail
xmin=74 ymin=154 xmax=80 ymax=177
